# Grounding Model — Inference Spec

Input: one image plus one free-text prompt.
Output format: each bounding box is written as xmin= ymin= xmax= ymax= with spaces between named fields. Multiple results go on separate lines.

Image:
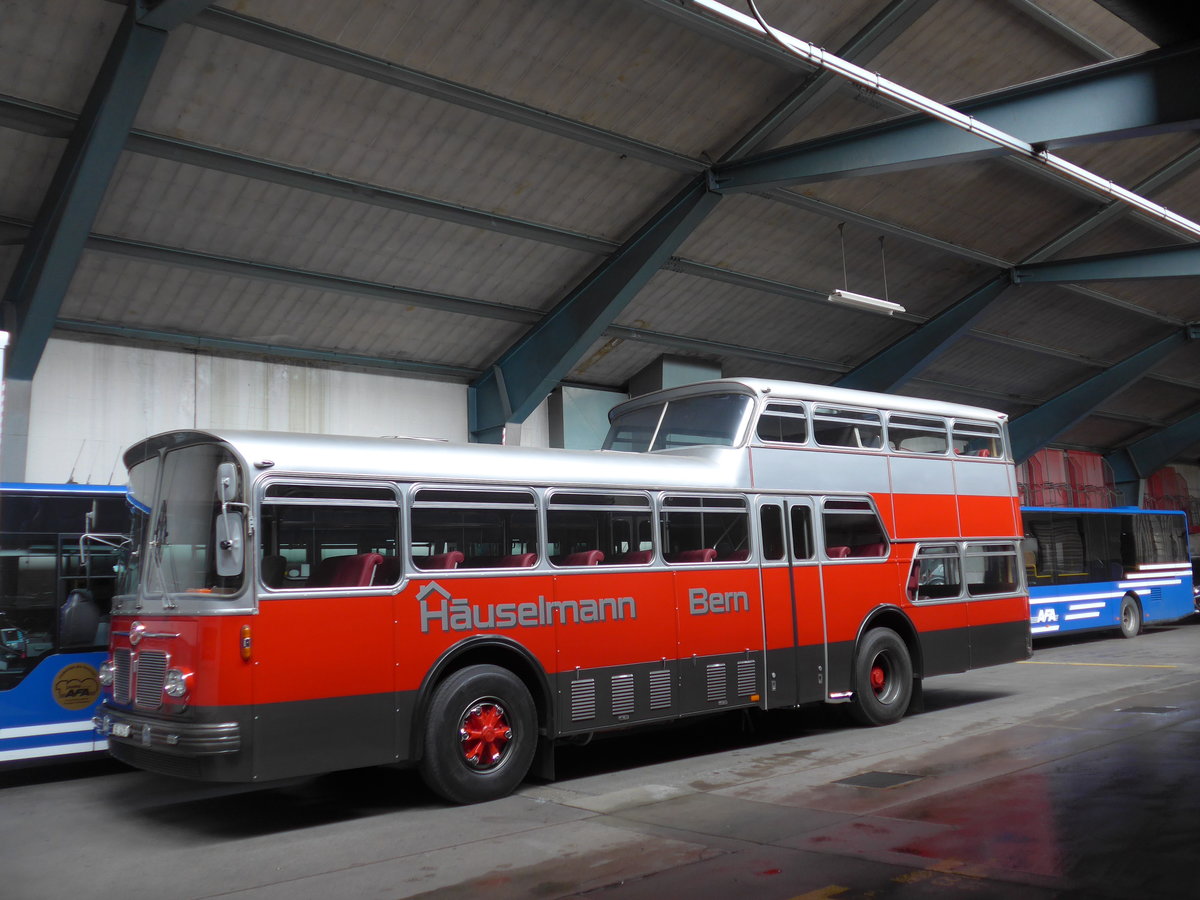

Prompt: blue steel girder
xmin=836 ymin=275 xmax=1010 ymax=392
xmin=468 ymin=176 xmax=721 ymax=443
xmin=2 ymin=4 xmax=169 ymax=379
xmin=1009 ymin=327 xmax=1197 ymax=463
xmin=1106 ymin=407 xmax=1200 ymax=485
xmin=136 ymin=0 xmax=215 ymax=30
xmin=1013 ymin=242 xmax=1200 ymax=283
xmin=712 ymin=41 xmax=1200 ymax=191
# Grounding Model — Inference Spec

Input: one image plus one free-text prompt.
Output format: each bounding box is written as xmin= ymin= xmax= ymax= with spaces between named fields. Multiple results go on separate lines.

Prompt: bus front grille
xmin=113 ymin=649 xmax=132 ymax=704
xmin=134 ymin=651 xmax=168 ymax=709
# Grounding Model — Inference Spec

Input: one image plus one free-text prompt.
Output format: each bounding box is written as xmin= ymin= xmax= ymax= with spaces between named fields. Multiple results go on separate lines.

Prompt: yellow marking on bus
xmin=1019 ymin=660 xmax=1177 ymax=669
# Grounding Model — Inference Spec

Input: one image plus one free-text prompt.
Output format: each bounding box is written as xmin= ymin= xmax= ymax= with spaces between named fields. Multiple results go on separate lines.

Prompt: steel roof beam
xmin=837 ymin=141 xmax=1200 ymax=393
xmin=836 ymin=275 xmax=1011 ymax=392
xmin=469 ymin=177 xmax=721 ymax=443
xmin=2 ymin=4 xmax=167 ymax=379
xmin=88 ymin=233 xmax=542 ymax=324
xmin=1107 ymin=407 xmax=1200 ymax=483
xmin=721 ymin=0 xmax=939 ymax=160
xmin=188 ymin=4 xmax=700 ymax=174
xmin=1002 ymin=0 xmax=1115 ymax=60
xmin=712 ymin=42 xmax=1200 ymax=191
xmin=1008 ymin=326 xmax=1197 ymax=462
xmin=136 ymin=0 xmax=214 ymax=31
xmin=1013 ymin=242 xmax=1200 ymax=283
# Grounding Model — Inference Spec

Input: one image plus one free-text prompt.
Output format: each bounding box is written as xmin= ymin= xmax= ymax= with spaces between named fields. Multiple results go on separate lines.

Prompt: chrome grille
xmin=113 ymin=649 xmax=131 ymax=704
xmin=649 ymin=669 xmax=672 ymax=709
xmin=737 ymin=659 xmax=756 ymax=696
xmin=135 ymin=651 xmax=168 ymax=709
xmin=611 ymin=674 xmax=635 ymax=716
xmin=570 ymin=679 xmax=596 ymax=721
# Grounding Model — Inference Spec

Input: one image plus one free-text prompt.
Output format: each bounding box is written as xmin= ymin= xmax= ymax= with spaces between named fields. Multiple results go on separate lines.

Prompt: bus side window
xmin=259 ymin=483 xmax=400 ymax=590
xmin=813 ymin=407 xmax=882 ymax=450
xmin=887 ymin=414 xmax=948 ymax=454
xmin=410 ymin=488 xmax=537 ymax=571
xmin=822 ymin=498 xmax=888 ymax=558
xmin=546 ymin=492 xmax=653 ymax=566
xmin=756 ymin=403 xmax=808 ymax=445
xmin=662 ymin=495 xmax=749 ymax=563
xmin=910 ymin=545 xmax=962 ymax=600
xmin=964 ymin=543 xmax=1020 ymax=596
xmin=952 ymin=421 xmax=1004 ymax=458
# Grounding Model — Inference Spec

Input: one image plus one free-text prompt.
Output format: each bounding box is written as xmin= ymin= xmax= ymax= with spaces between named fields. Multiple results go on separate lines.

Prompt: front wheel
xmin=1119 ymin=594 xmax=1142 ymax=639
xmin=849 ymin=627 xmax=913 ymax=726
xmin=419 ymin=664 xmax=537 ymax=804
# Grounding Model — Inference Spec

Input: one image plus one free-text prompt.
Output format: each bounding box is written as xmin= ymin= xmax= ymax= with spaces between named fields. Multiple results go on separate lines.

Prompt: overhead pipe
xmin=695 ymin=0 xmax=1200 ymax=240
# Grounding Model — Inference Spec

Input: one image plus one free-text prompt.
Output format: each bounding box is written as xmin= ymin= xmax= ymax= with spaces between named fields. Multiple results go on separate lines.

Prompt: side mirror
xmin=215 ymin=511 xmax=244 ymax=577
xmin=216 ymin=462 xmax=239 ymax=505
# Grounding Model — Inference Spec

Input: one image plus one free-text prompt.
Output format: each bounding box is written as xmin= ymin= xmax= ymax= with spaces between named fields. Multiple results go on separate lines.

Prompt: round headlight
xmin=98 ymin=659 xmax=114 ymax=686
xmin=163 ymin=668 xmax=190 ymax=699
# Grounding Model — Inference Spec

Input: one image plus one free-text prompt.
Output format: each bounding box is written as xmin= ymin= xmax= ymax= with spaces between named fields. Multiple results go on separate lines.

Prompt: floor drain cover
xmin=1118 ymin=706 xmax=1179 ymax=714
xmin=835 ymin=771 xmax=923 ymax=789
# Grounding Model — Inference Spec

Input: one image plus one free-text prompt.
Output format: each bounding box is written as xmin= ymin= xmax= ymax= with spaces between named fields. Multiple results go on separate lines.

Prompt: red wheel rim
xmin=458 ymin=701 xmax=512 ymax=771
xmin=870 ymin=663 xmax=887 ymax=695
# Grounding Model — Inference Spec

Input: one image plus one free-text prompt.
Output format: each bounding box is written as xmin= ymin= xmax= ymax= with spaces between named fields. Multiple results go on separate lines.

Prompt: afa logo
xmin=53 ymin=663 xmax=101 ymax=711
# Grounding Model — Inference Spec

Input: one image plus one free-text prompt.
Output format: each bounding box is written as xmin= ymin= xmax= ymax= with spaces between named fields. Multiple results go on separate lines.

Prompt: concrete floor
xmin=3 ymin=618 xmax=1198 ymax=899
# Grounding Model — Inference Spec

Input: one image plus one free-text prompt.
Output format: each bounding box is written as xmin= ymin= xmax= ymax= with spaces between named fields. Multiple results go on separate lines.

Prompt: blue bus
xmin=1023 ymin=506 xmax=1195 ymax=639
xmin=1 ymin=483 xmax=128 ymax=764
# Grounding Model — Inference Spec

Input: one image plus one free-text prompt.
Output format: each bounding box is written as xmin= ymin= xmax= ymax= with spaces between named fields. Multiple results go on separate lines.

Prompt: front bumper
xmin=94 ymin=705 xmax=240 ymax=756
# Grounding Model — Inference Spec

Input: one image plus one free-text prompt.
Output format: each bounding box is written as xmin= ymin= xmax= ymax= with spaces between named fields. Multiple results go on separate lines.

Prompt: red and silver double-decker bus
xmin=94 ymin=378 xmax=1030 ymax=803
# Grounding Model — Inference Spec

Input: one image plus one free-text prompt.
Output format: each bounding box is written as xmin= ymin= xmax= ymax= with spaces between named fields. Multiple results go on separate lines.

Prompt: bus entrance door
xmin=757 ymin=499 xmax=824 ymax=709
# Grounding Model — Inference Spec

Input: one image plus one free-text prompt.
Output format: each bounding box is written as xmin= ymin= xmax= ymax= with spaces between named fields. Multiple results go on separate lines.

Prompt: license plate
xmin=112 ymin=722 xmax=131 ymax=738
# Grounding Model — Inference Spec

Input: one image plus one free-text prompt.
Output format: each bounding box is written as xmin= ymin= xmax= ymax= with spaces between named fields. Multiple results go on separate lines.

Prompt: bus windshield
xmin=122 ymin=444 xmax=244 ymax=603
xmin=604 ymin=393 xmax=753 ymax=452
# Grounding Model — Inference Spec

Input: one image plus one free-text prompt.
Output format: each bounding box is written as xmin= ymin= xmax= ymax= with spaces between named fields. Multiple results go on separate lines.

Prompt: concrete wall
xmin=16 ymin=337 xmax=548 ymax=484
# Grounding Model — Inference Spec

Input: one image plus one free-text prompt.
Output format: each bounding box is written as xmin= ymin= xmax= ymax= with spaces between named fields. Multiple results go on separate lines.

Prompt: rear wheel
xmin=1119 ymin=594 xmax=1142 ymax=639
xmin=849 ymin=627 xmax=913 ymax=726
xmin=419 ymin=664 xmax=537 ymax=804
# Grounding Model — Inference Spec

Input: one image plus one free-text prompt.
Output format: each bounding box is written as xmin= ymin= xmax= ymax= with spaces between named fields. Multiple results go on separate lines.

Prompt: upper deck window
xmin=756 ymin=402 xmax=809 ymax=445
xmin=812 ymin=406 xmax=882 ymax=450
xmin=952 ymin=421 xmax=1004 ymax=458
xmin=604 ymin=393 xmax=753 ymax=452
xmin=887 ymin=414 xmax=948 ymax=455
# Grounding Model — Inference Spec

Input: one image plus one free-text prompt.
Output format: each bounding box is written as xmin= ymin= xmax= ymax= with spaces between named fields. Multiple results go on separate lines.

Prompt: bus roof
xmin=125 ymin=429 xmax=752 ymax=492
xmin=609 ymin=377 xmax=1010 ymax=423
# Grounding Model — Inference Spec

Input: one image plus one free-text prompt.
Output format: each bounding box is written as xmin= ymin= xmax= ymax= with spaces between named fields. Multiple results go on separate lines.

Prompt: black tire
xmin=419 ymin=664 xmax=537 ymax=804
xmin=849 ymin=627 xmax=913 ymax=726
xmin=1119 ymin=594 xmax=1142 ymax=639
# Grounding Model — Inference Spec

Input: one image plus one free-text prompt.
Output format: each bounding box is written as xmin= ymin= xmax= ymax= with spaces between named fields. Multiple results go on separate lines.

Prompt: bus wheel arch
xmin=849 ymin=608 xmax=919 ymax=727
xmin=1119 ymin=593 xmax=1143 ymax=639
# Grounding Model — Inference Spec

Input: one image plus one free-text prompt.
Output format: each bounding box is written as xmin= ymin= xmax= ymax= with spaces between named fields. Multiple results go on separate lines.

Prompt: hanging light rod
xmin=693 ymin=0 xmax=1200 ymax=241
xmin=828 ymin=288 xmax=906 ymax=315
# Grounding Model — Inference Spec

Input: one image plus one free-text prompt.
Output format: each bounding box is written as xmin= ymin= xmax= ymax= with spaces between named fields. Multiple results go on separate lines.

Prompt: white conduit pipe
xmin=695 ymin=0 xmax=1200 ymax=240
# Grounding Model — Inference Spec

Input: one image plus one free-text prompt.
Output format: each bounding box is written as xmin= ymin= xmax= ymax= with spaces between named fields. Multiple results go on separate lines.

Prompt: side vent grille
xmin=737 ymin=659 xmax=756 ymax=696
xmin=570 ymin=678 xmax=596 ymax=721
xmin=611 ymin=674 xmax=635 ymax=716
xmin=706 ymin=663 xmax=727 ymax=703
xmin=649 ymin=669 xmax=672 ymax=710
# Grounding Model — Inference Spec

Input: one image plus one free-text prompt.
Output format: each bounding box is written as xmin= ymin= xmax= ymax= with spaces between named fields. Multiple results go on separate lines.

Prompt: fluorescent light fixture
xmin=827 ymin=289 xmax=906 ymax=315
